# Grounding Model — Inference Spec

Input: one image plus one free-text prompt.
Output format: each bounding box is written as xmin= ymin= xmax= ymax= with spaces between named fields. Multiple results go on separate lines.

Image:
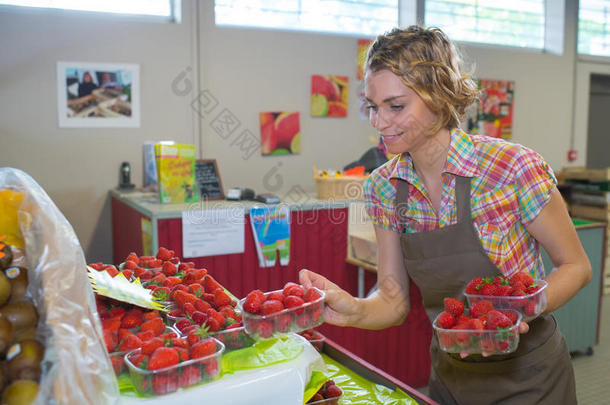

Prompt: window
xmin=424 ymin=0 xmax=545 ymax=49
xmin=214 ymin=0 xmax=399 ymax=37
xmin=579 ymin=0 xmax=610 ymax=57
xmin=0 ymin=0 xmax=177 ymax=19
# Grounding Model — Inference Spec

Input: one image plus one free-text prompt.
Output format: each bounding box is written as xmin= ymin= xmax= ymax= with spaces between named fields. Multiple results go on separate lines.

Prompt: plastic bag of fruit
xmin=0 ymin=168 xmax=118 ymax=404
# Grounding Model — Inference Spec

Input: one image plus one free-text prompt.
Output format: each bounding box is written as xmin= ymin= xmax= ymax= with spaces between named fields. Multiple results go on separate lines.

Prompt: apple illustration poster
xmin=310 ymin=75 xmax=348 ymax=117
xmin=259 ymin=111 xmax=301 ymax=155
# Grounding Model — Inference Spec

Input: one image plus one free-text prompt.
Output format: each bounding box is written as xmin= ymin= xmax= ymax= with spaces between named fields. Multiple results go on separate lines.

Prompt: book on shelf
xmin=154 ymin=143 xmax=200 ymax=204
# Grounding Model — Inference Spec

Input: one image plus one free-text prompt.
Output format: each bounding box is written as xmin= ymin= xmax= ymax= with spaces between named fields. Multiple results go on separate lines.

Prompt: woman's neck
xmin=410 ymin=128 xmax=451 ymax=179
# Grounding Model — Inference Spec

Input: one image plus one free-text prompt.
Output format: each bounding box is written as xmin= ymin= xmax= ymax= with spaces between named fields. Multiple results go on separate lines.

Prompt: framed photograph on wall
xmin=56 ymin=61 xmax=140 ymax=128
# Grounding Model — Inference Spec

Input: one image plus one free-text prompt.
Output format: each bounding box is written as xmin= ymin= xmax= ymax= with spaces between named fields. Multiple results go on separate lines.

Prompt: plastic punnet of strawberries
xmin=239 ymin=282 xmax=325 ymax=339
xmin=306 ymin=379 xmax=342 ymax=405
xmin=433 ymin=297 xmax=522 ymax=355
xmin=463 ymin=272 xmax=548 ymax=322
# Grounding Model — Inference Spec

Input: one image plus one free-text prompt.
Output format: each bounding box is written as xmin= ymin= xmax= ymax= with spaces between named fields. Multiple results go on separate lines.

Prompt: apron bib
xmin=396 ymin=175 xmax=576 ymax=405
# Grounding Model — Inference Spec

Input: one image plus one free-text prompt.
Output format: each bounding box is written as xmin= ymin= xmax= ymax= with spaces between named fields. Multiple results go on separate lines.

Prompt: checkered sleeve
xmin=364 ymin=171 xmax=400 ymax=231
xmin=514 ymin=148 xmax=557 ymax=225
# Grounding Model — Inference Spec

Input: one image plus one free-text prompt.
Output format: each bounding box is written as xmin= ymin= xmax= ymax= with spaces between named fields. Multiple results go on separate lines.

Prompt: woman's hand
xmin=299 ymin=269 xmax=362 ymax=327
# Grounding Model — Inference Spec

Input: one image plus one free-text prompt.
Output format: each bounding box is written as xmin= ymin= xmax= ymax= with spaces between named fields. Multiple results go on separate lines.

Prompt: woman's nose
xmin=371 ymin=108 xmax=390 ymax=131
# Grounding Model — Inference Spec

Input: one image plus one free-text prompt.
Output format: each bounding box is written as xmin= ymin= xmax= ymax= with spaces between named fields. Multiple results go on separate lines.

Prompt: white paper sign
xmin=182 ymin=208 xmax=245 ymax=258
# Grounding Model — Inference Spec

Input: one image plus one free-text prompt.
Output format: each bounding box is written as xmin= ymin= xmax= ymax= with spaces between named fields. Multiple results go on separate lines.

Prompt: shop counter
xmin=111 ymin=189 xmax=432 ymax=389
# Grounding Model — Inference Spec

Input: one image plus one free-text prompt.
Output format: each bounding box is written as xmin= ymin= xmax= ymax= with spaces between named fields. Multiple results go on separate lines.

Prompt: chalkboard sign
xmin=195 ymin=159 xmax=224 ymax=200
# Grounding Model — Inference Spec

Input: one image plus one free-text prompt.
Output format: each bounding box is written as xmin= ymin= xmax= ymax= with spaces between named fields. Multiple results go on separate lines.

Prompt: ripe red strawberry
xmin=304 ymin=288 xmax=322 ymax=303
xmin=465 ymin=277 xmax=484 ymax=294
xmin=478 ymin=336 xmax=496 ymax=352
xmin=524 ymin=299 xmax=538 ymax=316
xmin=443 ymin=298 xmax=464 ymax=317
xmin=296 ymin=313 xmax=311 ymax=329
xmin=148 ymin=259 xmax=163 ymax=269
xmin=510 ymin=272 xmax=534 ymax=288
xmin=102 ymin=317 xmax=121 ymax=333
xmin=175 ymin=318 xmax=194 ymax=333
xmin=261 ymin=299 xmax=284 ymax=315
xmin=191 ymin=338 xmax=217 ymax=359
xmin=170 ymin=337 xmax=189 ymax=349
xmin=174 ymin=290 xmax=198 ymax=309
xmin=213 ymin=289 xmax=232 ymax=308
xmin=496 ymin=339 xmax=511 ymax=351
xmin=152 ymin=286 xmax=170 ymax=302
xmin=121 ymin=313 xmax=143 ymax=329
xmin=203 ymin=275 xmax=223 ymax=294
xmin=123 ymin=260 xmax=137 ymax=270
xmin=496 ymin=284 xmax=514 ymax=296
xmin=181 ymin=269 xmax=207 ymax=285
xmin=125 ymin=252 xmax=139 ymax=264
xmin=267 ymin=291 xmax=284 ymax=302
xmin=526 ymin=285 xmax=541 ymax=295
xmin=141 ymin=337 xmax=164 ymax=355
xmin=218 ymin=305 xmax=236 ymax=319
xmin=130 ymin=353 xmax=149 ymax=369
xmin=436 ymin=311 xmax=455 ymax=329
xmin=187 ymin=326 xmax=210 ymax=346
xmin=188 ymin=283 xmax=204 ymax=295
xmin=148 ymin=347 xmax=179 ymax=370
xmin=103 ymin=330 xmax=118 ymax=352
xmin=498 ymin=310 xmax=518 ymax=324
xmin=479 ymin=283 xmax=497 ymax=296
xmin=133 ymin=266 xmax=147 ymax=278
xmin=163 ymin=276 xmax=182 ymax=288
xmin=175 ymin=346 xmax=189 ymax=362
xmin=178 ymin=262 xmax=196 ymax=272
xmin=470 ymin=300 xmax=494 ymax=318
xmin=110 ymin=356 xmax=124 ymax=376
xmin=511 ymin=281 xmax=527 ymax=294
xmin=162 ymin=261 xmax=177 ymax=276
xmin=326 ymin=384 xmax=342 ymax=398
xmin=108 ymin=307 xmax=126 ymax=319
xmin=204 ymin=359 xmax=219 ymax=376
xmin=118 ymin=328 xmax=133 ymax=342
xmin=438 ymin=332 xmax=454 ymax=348
xmin=194 ymin=299 xmax=211 ymax=313
xmin=486 ymin=310 xmax=513 ymax=330
xmin=104 ymin=266 xmax=119 ymax=277
xmin=156 ymin=247 xmax=174 ymax=261
xmin=492 ymin=275 xmax=508 ymax=286
xmin=283 ymin=283 xmax=305 ymax=298
xmin=140 ymin=318 xmax=165 ymax=336
xmin=258 ymin=320 xmax=274 ymax=338
xmin=136 ymin=330 xmax=155 ymax=342
xmin=119 ymin=334 xmax=142 ymax=352
xmin=243 ymin=292 xmax=265 ymax=314
xmin=206 ymin=308 xmax=225 ymax=329
xmin=192 ymin=310 xmax=208 ymax=326
xmin=276 ymin=314 xmax=293 ymax=333
xmin=466 ymin=318 xmax=485 ymax=336
xmin=152 ymin=373 xmax=179 ymax=395
xmin=139 ymin=271 xmax=153 ymax=280
xmin=284 ymin=295 xmax=305 ymax=315
xmin=120 ymin=270 xmax=133 ymax=279
xmin=183 ymin=302 xmax=197 ymax=318
xmin=178 ymin=365 xmax=201 ymax=387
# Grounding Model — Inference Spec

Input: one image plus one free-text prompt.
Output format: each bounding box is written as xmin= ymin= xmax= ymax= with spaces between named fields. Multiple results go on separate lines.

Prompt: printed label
xmin=5 ymin=267 xmax=20 ymax=279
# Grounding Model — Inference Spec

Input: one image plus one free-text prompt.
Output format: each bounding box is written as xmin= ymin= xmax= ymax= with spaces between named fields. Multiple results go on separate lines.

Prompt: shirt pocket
xmin=474 ymin=186 xmax=520 ymax=244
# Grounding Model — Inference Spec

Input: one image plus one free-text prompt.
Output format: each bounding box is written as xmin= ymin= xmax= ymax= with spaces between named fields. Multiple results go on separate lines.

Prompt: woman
xmin=300 ymin=26 xmax=591 ymax=404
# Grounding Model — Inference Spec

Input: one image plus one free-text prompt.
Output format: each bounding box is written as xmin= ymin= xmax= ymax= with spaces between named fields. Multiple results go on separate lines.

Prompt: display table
xmin=111 ymin=190 xmax=432 ymax=389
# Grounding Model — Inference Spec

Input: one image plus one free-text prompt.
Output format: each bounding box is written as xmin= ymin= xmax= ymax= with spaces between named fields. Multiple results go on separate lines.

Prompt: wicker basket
xmin=314 ymin=175 xmax=366 ymax=200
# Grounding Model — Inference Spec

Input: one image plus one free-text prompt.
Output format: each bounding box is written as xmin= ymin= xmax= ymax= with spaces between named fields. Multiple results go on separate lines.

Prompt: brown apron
xmin=396 ymin=175 xmax=577 ymax=405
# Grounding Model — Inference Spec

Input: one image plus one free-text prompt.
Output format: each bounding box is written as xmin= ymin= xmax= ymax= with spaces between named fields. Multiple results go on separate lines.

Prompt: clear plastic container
xmin=464 ymin=280 xmax=548 ymax=322
xmin=238 ymin=287 xmax=325 ymax=340
xmin=432 ymin=309 xmax=522 ymax=355
xmin=211 ymin=325 xmax=255 ymax=351
xmin=124 ymin=338 xmax=225 ymax=396
xmin=307 ymin=395 xmax=342 ymax=405
xmin=299 ymin=329 xmax=325 ymax=352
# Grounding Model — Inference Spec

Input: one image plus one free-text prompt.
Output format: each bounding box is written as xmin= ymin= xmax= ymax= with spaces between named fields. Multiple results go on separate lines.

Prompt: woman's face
xmin=83 ymin=73 xmax=92 ymax=83
xmin=364 ymin=69 xmax=438 ymax=155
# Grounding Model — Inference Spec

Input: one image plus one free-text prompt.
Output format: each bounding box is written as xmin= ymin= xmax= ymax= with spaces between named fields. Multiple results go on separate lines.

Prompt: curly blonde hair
xmin=365 ymin=26 xmax=479 ymax=135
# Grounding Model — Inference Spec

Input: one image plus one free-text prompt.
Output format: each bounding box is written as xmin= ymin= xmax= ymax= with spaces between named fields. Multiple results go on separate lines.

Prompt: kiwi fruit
xmin=0 ymin=272 xmax=11 ymax=307
xmin=1 ymin=379 xmax=39 ymax=405
xmin=0 ymin=316 xmax=14 ymax=356
xmin=5 ymin=339 xmax=44 ymax=382
xmin=0 ymin=302 xmax=38 ymax=332
xmin=12 ymin=327 xmax=36 ymax=344
xmin=0 ymin=244 xmax=12 ymax=271
xmin=5 ymin=268 xmax=28 ymax=304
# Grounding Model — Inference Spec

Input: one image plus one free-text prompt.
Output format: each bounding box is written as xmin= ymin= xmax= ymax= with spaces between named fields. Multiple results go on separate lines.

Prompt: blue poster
xmin=249 ymin=205 xmax=290 ymax=267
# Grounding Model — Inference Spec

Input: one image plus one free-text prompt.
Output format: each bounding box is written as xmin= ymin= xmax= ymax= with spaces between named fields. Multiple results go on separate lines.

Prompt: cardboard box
xmin=349 ymin=232 xmax=377 ymax=265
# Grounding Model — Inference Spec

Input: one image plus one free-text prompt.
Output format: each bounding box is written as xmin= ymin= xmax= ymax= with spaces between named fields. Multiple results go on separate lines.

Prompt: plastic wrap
xmin=0 ymin=168 xmax=119 ymax=404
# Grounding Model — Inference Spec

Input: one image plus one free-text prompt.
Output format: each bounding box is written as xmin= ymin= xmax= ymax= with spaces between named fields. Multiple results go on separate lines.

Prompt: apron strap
xmin=395 ymin=178 xmax=410 ymax=225
xmin=454 ymin=176 xmax=472 ymax=223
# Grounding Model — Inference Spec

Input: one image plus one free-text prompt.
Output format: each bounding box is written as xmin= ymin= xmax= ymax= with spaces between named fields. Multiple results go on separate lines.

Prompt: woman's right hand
xmin=299 ymin=269 xmax=362 ymax=327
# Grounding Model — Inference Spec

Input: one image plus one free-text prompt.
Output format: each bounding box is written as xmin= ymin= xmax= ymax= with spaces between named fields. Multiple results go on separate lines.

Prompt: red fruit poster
xmin=357 ymin=39 xmax=373 ymax=80
xmin=310 ymin=75 xmax=348 ymax=117
xmin=259 ymin=111 xmax=300 ymax=156
xmin=475 ymin=79 xmax=514 ymax=139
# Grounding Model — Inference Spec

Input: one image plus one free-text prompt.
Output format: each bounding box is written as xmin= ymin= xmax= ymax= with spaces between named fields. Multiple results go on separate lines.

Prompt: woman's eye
xmin=365 ymin=105 xmax=377 ymax=112
xmin=390 ymin=105 xmax=404 ymax=111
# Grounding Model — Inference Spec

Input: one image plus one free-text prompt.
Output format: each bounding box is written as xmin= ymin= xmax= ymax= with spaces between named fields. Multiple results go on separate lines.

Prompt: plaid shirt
xmin=364 ymin=128 xmax=556 ymax=278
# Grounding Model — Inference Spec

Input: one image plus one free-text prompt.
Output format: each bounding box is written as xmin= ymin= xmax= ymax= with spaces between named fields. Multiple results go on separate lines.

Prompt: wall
xmin=0 ymin=0 xmax=604 ymax=262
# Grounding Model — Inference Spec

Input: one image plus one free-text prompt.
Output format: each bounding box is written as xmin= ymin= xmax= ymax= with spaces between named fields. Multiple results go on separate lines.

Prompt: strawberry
xmin=152 ymin=286 xmax=170 ymax=302
xmin=150 ymin=272 xmax=167 ymax=284
xmin=142 ymin=337 xmax=164 ymax=355
xmin=486 ymin=310 xmax=513 ymax=330
xmin=173 ymin=290 xmax=198 ymax=309
xmin=496 ymin=339 xmax=511 ymax=351
xmin=119 ymin=334 xmax=142 ymax=352
xmin=169 ymin=257 xmax=180 ymax=264
xmin=526 ymin=285 xmax=541 ymax=295
xmin=110 ymin=356 xmax=124 ymax=376
xmin=148 ymin=259 xmax=163 ymax=269
xmin=118 ymin=328 xmax=133 ymax=342
xmin=104 ymin=265 xmax=119 ymax=277
xmin=140 ymin=318 xmax=165 ymax=336
xmin=191 ymin=338 xmax=217 ymax=359
xmin=436 ymin=311 xmax=455 ymax=329
xmin=465 ymin=276 xmax=484 ymax=294
xmin=326 ymin=384 xmax=342 ymax=398
xmin=175 ymin=346 xmax=189 ymax=362
xmin=194 ymin=299 xmax=211 ymax=313
xmin=206 ymin=308 xmax=225 ymax=329
xmin=478 ymin=336 xmax=496 ymax=352
xmin=296 ymin=313 xmax=311 ymax=329
xmin=133 ymin=267 xmax=147 ymax=278
xmin=103 ymin=330 xmax=118 ymax=352
xmin=243 ymin=292 xmax=265 ymax=314
xmin=188 ymin=283 xmax=204 ymax=295
xmin=213 ymin=289 xmax=232 ymax=309
xmin=121 ymin=313 xmax=143 ymax=329
xmin=492 ymin=275 xmax=508 ymax=286
xmin=218 ymin=305 xmax=236 ymax=319
xmin=183 ymin=302 xmax=197 ymax=318
xmin=267 ymin=291 xmax=284 ymax=303
xmin=203 ymin=275 xmax=223 ymax=294
xmin=136 ymin=330 xmax=155 ymax=342
xmin=182 ymin=269 xmax=207 ymax=285
xmin=175 ymin=318 xmax=194 ymax=333
xmin=284 ymin=295 xmax=305 ymax=315
xmin=479 ymin=283 xmax=497 ymax=296
xmin=156 ymin=247 xmax=174 ymax=261
xmin=178 ymin=262 xmax=196 ymax=272
xmin=120 ymin=270 xmax=133 ymax=279
xmin=170 ymin=284 xmax=189 ymax=299
xmin=204 ymin=359 xmax=219 ymax=376
xmin=283 ymin=283 xmax=305 ymax=298
xmin=125 ymin=252 xmax=139 ymax=264
xmin=261 ymin=299 xmax=284 ymax=315
xmin=123 ymin=260 xmax=137 ymax=270
xmin=178 ymin=365 xmax=201 ymax=387
xmin=246 ymin=289 xmax=266 ymax=302
xmin=510 ymin=272 xmax=534 ymax=288
xmin=162 ymin=261 xmax=177 ymax=276
xmin=102 ymin=317 xmax=122 ymax=333
xmin=130 ymin=353 xmax=149 ymax=369
xmin=496 ymin=284 xmax=514 ymax=296
xmin=148 ymin=347 xmax=179 ymax=370
xmin=470 ymin=300 xmax=494 ymax=318
xmin=192 ymin=311 xmax=208 ymax=326
xmin=160 ymin=330 xmax=179 ymax=340
xmin=511 ymin=281 xmax=527 ymax=294
xmin=258 ymin=320 xmax=274 ymax=338
xmin=187 ymin=326 xmax=210 ymax=346
xmin=169 ymin=337 xmax=189 ymax=349
xmin=466 ymin=318 xmax=485 ymax=336
xmin=304 ymin=288 xmax=322 ymax=303
xmin=163 ymin=276 xmax=182 ymax=288
xmin=524 ymin=299 xmax=538 ymax=316
xmin=276 ymin=313 xmax=293 ymax=333
xmin=89 ymin=262 xmax=104 ymax=270
xmin=152 ymin=373 xmax=179 ymax=395
xmin=499 ymin=310 xmax=518 ymax=325
xmin=443 ymin=298 xmax=464 ymax=317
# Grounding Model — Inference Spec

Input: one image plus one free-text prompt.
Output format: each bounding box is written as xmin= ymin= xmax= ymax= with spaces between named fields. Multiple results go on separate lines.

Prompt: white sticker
xmin=6 ymin=343 xmax=21 ymax=361
xmin=5 ymin=267 xmax=20 ymax=279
